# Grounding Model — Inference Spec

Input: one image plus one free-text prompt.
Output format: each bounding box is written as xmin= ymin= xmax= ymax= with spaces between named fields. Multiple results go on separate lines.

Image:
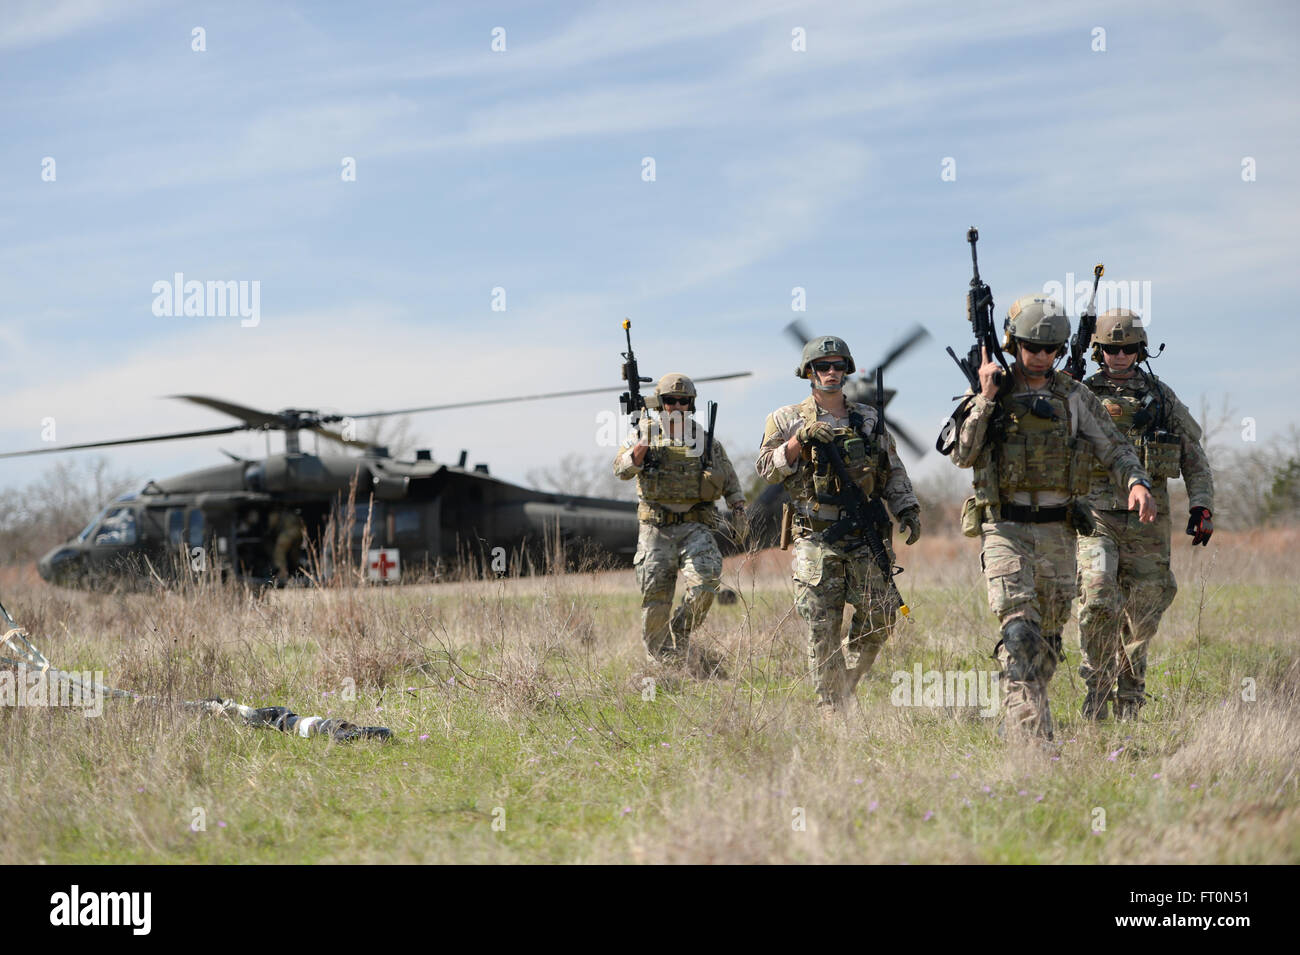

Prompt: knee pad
xmin=999 ymin=618 xmax=1050 ymax=683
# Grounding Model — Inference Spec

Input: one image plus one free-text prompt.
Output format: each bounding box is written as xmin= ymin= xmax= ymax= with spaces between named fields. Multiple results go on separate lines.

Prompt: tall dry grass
xmin=0 ymin=528 xmax=1296 ymax=863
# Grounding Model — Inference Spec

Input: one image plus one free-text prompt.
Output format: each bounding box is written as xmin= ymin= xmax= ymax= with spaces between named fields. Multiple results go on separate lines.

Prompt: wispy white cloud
xmin=0 ymin=0 xmax=157 ymax=51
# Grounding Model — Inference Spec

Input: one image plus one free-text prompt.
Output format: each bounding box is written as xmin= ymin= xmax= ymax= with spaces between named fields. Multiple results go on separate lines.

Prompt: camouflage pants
xmin=981 ymin=519 xmax=1075 ymax=738
xmin=633 ymin=521 xmax=723 ymax=662
xmin=1076 ymin=509 xmax=1175 ymax=716
xmin=792 ymin=534 xmax=900 ymax=708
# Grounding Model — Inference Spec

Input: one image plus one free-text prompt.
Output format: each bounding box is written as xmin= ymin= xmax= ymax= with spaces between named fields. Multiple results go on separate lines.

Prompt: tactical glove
xmin=1187 ymin=507 xmax=1213 ymax=546
xmin=797 ymin=421 xmax=833 ymax=446
xmin=897 ymin=507 xmax=922 ymax=545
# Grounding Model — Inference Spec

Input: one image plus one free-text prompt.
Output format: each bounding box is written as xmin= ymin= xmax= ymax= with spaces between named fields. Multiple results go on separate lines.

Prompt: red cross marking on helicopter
xmin=371 ymin=551 xmax=397 ymax=579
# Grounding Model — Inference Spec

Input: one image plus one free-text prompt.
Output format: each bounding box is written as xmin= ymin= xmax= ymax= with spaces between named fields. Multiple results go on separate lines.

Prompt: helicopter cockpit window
xmin=93 ymin=507 xmax=137 ymax=546
xmin=188 ymin=510 xmax=204 ymax=549
xmin=77 ymin=507 xmax=110 ymax=542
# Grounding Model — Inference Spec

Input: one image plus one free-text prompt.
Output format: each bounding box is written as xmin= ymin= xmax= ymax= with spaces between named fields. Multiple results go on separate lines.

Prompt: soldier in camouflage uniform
xmin=268 ymin=509 xmax=304 ymax=585
xmin=1076 ymin=309 xmax=1214 ymax=720
xmin=613 ymin=373 xmax=746 ymax=676
xmin=756 ymin=336 xmax=921 ymax=712
xmin=948 ymin=296 xmax=1155 ymax=740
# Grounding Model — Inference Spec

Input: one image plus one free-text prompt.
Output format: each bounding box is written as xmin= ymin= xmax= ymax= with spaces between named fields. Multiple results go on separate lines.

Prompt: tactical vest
xmin=1089 ymin=374 xmax=1181 ymax=481
xmin=785 ymin=397 xmax=889 ymax=509
xmin=972 ymin=373 xmax=1091 ymax=507
xmin=637 ymin=425 xmax=711 ymax=505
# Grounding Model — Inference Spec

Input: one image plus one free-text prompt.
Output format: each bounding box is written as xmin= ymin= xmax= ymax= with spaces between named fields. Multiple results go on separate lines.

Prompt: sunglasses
xmin=1017 ymin=341 xmax=1059 ymax=355
xmin=660 ymin=397 xmax=691 ymax=407
xmin=1101 ymin=344 xmax=1141 ymax=355
xmin=811 ymin=360 xmax=848 ymax=373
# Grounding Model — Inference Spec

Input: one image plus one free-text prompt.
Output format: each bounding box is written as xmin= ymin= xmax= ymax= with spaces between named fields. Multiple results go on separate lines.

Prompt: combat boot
xmin=1114 ymin=697 xmax=1143 ymax=721
xmin=685 ymin=642 xmax=728 ymax=680
xmin=646 ymin=644 xmax=686 ymax=670
xmin=1081 ymin=690 xmax=1110 ymax=721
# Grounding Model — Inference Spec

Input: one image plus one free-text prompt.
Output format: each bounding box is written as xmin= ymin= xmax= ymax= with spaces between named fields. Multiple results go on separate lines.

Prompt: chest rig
xmin=785 ymin=398 xmax=888 ymax=520
xmin=972 ymin=372 xmax=1091 ymax=508
xmin=637 ymin=421 xmax=710 ymax=507
xmin=1087 ymin=372 xmax=1181 ymax=481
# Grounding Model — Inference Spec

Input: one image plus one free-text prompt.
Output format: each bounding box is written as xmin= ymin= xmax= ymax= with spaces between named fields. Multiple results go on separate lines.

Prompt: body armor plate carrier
xmin=1091 ymin=376 xmax=1181 ymax=483
xmin=972 ymin=372 xmax=1092 ymax=515
xmin=785 ymin=398 xmax=889 ymax=516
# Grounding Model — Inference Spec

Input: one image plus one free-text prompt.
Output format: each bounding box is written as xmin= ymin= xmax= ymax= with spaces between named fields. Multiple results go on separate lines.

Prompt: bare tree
xmin=527 ymin=452 xmax=636 ymax=501
xmin=358 ymin=415 xmax=426 ymax=460
xmin=0 ymin=456 xmax=139 ymax=565
xmin=1191 ymin=395 xmax=1300 ymax=529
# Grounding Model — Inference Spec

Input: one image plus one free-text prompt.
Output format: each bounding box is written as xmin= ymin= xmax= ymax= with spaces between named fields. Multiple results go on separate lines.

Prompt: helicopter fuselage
xmin=37 ymin=450 xmax=641 ymax=588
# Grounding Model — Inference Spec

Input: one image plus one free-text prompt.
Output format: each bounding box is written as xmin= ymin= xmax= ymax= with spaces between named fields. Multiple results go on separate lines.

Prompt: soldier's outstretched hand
xmin=1128 ymin=483 xmax=1157 ymax=523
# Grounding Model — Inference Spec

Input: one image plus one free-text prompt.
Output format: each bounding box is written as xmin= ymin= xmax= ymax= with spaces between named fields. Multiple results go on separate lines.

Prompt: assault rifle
xmin=937 ymin=227 xmax=1009 ymax=454
xmin=816 ymin=438 xmax=910 ymax=618
xmin=618 ymin=318 xmax=652 ymax=424
xmin=702 ymin=400 xmax=717 ymax=467
xmin=1065 ymin=264 xmax=1105 ymax=380
xmin=873 ymin=366 xmax=886 ymax=445
xmin=948 ymin=227 xmax=1009 ymax=394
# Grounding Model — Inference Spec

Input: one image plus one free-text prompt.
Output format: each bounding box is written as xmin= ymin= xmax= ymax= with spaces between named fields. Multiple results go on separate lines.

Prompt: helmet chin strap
xmin=812 ymin=380 xmax=843 ymax=393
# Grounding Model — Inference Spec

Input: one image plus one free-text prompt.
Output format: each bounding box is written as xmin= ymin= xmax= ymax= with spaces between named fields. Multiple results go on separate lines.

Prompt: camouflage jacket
xmin=756 ymin=394 xmax=918 ymax=518
xmin=1082 ymin=369 xmax=1213 ymax=513
xmin=613 ymin=415 xmax=744 ymax=512
xmin=949 ymin=369 xmax=1150 ymax=508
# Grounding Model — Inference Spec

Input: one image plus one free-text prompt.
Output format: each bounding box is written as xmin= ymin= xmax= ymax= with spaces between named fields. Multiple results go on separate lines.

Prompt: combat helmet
xmin=648 ymin=372 xmax=697 ymax=411
xmin=1003 ymin=295 xmax=1069 ymax=355
xmin=1091 ymin=308 xmax=1149 ymax=362
xmin=796 ymin=336 xmax=856 ymax=379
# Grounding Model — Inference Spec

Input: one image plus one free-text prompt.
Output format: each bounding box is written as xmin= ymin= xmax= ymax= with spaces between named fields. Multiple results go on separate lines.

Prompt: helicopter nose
xmin=38 ymin=546 xmax=80 ymax=584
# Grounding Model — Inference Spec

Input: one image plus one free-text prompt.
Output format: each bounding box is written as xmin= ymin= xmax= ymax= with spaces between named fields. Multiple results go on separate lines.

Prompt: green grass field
xmin=1 ymin=531 xmax=1297 ymax=864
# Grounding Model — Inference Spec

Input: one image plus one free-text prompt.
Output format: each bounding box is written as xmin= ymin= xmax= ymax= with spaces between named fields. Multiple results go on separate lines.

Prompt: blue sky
xmin=2 ymin=0 xmax=1297 ymax=494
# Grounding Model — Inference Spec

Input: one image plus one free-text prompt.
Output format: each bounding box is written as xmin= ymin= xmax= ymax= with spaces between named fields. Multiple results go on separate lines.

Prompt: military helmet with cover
xmin=796 ymin=336 xmax=856 ymax=379
xmin=1091 ymin=308 xmax=1149 ymax=361
xmin=647 ymin=372 xmax=697 ymax=411
xmin=1003 ymin=295 xmax=1070 ymax=353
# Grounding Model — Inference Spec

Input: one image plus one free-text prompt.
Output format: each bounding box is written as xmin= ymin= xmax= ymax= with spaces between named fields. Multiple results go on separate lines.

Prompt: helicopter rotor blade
xmin=308 ymin=426 xmax=375 ymax=451
xmin=883 ymin=415 xmax=926 ymax=458
xmin=4 ymin=373 xmax=756 ymax=461
xmin=342 ymin=372 xmax=753 ymax=419
xmin=868 ymin=324 xmax=931 ymax=377
xmin=168 ymin=395 xmax=284 ymax=429
xmin=784 ymin=320 xmax=814 ymax=350
xmin=0 ymin=425 xmax=246 ymax=460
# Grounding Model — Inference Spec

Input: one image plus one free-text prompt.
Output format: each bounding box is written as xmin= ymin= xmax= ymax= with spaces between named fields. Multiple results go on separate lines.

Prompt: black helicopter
xmin=7 ymin=377 xmax=748 ymax=590
xmin=746 ymin=321 xmax=931 ymax=547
